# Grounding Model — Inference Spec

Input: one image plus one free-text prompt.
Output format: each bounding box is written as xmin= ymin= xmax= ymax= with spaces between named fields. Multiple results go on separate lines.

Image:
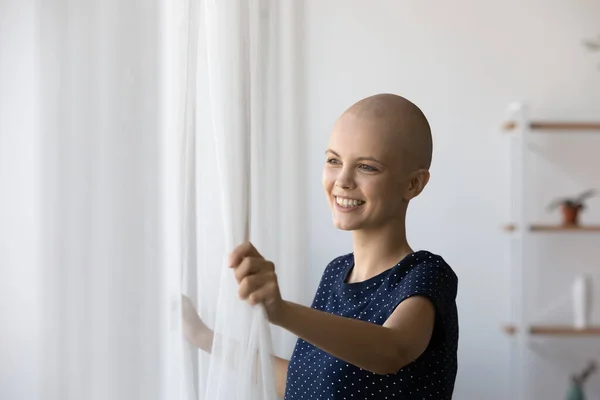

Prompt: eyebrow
xmin=325 ymin=149 xmax=387 ymax=167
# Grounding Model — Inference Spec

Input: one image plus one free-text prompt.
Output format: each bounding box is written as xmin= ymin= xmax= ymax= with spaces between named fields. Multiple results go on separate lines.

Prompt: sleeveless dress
xmin=284 ymin=250 xmax=459 ymax=399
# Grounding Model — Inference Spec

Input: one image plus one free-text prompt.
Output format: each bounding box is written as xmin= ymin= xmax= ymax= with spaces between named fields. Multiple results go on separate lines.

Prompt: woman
xmin=183 ymin=93 xmax=459 ymax=399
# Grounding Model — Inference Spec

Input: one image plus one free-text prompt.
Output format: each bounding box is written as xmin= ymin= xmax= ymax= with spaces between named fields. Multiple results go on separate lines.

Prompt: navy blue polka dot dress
xmin=285 ymin=250 xmax=459 ymax=399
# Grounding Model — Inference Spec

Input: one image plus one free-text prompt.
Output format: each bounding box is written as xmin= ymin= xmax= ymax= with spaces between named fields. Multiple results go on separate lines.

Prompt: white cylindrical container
xmin=573 ymin=274 xmax=593 ymax=329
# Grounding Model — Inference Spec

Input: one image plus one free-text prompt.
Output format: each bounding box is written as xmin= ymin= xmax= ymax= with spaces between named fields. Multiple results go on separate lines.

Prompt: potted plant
xmin=566 ymin=361 xmax=597 ymax=400
xmin=547 ymin=189 xmax=596 ymax=226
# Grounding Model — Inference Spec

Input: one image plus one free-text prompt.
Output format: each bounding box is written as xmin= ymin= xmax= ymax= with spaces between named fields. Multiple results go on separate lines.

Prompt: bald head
xmin=343 ymin=93 xmax=432 ymax=170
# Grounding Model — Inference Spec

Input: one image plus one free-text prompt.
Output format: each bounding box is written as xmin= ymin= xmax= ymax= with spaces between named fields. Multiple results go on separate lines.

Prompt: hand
xmin=229 ymin=242 xmax=285 ymax=324
xmin=181 ymin=294 xmax=212 ymax=350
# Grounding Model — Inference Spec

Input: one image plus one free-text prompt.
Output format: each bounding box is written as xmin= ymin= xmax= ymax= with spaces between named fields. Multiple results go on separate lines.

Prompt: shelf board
xmin=503 ymin=121 xmax=600 ymax=132
xmin=502 ymin=224 xmax=600 ymax=232
xmin=503 ymin=324 xmax=600 ymax=336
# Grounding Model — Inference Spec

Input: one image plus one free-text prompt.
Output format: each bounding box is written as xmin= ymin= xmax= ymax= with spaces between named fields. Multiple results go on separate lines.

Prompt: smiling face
xmin=322 ymin=94 xmax=431 ymax=232
xmin=323 ymin=113 xmax=407 ymax=231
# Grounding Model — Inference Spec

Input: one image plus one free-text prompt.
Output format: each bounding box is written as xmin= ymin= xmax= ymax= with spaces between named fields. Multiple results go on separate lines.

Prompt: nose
xmin=335 ymin=166 xmax=356 ymax=190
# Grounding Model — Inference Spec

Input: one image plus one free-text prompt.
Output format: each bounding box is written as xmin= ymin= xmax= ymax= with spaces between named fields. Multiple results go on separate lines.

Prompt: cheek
xmin=360 ymin=178 xmax=394 ymax=206
xmin=357 ymin=178 xmax=378 ymax=199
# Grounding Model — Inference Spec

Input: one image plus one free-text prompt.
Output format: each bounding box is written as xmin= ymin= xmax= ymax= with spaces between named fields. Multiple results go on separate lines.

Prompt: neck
xmin=348 ymin=216 xmax=413 ymax=283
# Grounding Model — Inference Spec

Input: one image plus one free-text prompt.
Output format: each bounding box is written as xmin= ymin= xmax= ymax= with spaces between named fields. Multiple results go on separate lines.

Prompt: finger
xmin=247 ymin=284 xmax=276 ymax=306
xmin=238 ymin=273 xmax=270 ymax=300
xmin=234 ymin=257 xmax=258 ymax=282
xmin=234 ymin=257 xmax=275 ymax=282
xmin=248 ymin=273 xmax=278 ymax=305
xmin=229 ymin=241 xmax=261 ymax=268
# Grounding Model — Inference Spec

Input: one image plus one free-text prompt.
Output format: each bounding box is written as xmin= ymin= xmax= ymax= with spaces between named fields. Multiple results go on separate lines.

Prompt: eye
xmin=358 ymin=164 xmax=378 ymax=172
xmin=326 ymin=157 xmax=341 ymax=165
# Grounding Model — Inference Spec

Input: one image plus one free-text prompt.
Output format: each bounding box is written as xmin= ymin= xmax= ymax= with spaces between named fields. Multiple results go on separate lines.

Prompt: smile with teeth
xmin=335 ymin=196 xmax=366 ymax=208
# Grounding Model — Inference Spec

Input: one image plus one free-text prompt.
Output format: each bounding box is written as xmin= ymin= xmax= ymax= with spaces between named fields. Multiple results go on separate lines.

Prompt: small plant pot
xmin=566 ymin=382 xmax=585 ymax=400
xmin=562 ymin=204 xmax=582 ymax=225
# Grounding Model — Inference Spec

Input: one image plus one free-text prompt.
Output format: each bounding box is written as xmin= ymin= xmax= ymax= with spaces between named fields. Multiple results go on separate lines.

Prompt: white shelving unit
xmin=501 ymin=102 xmax=600 ymax=400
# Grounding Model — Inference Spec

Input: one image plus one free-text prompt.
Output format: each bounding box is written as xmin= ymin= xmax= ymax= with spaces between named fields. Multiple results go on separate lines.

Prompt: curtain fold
xmin=181 ymin=0 xmax=277 ymax=398
xmin=178 ymin=0 xmax=305 ymax=398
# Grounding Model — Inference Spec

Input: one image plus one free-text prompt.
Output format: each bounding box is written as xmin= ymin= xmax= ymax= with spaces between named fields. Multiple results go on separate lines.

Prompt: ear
xmin=404 ymin=169 xmax=430 ymax=200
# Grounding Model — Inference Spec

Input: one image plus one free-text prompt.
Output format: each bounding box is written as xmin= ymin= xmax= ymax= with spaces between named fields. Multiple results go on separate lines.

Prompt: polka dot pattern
xmin=284 ymin=250 xmax=459 ymax=400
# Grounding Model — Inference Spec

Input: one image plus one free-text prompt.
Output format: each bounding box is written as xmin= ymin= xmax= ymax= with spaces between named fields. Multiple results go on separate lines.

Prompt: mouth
xmin=334 ymin=196 xmax=366 ymax=210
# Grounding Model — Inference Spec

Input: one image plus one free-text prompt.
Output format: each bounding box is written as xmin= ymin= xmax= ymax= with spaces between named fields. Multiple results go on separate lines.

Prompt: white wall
xmin=301 ymin=1 xmax=600 ymax=399
xmin=0 ymin=1 xmax=41 ymax=399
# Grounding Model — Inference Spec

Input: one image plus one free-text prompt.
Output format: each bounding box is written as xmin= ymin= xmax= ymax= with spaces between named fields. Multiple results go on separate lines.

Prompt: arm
xmin=272 ymin=296 xmax=434 ymax=375
xmin=229 ymin=242 xmax=440 ymax=377
xmin=273 ymin=355 xmax=289 ymax=398
xmin=181 ymin=295 xmax=290 ymax=397
xmin=189 ymin=328 xmax=289 ymax=398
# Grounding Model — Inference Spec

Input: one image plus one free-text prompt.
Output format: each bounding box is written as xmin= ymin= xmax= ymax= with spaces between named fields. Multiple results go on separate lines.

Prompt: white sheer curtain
xmin=173 ymin=0 xmax=305 ymax=398
xmin=9 ymin=0 xmax=306 ymax=399
xmin=0 ymin=2 xmax=41 ymax=399
xmin=37 ymin=1 xmax=166 ymax=399
xmin=0 ymin=0 xmax=302 ymax=398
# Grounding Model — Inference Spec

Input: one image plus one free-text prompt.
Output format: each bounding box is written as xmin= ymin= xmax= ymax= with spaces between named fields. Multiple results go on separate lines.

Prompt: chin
xmin=332 ymin=218 xmax=361 ymax=231
xmin=334 ymin=224 xmax=353 ymax=231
